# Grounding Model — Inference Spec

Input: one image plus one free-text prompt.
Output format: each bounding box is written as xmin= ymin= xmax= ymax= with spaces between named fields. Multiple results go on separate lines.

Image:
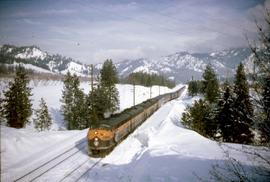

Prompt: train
xmin=87 ymin=86 xmax=185 ymax=157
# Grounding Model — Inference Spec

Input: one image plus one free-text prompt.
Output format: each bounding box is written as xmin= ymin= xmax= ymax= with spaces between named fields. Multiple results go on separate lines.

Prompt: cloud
xmin=0 ymin=0 xmax=266 ymax=64
xmin=40 ymin=9 xmax=77 ymax=15
xmin=93 ymin=47 xmax=145 ymax=63
xmin=23 ymin=18 xmax=42 ymax=25
xmin=247 ymin=0 xmax=270 ymax=22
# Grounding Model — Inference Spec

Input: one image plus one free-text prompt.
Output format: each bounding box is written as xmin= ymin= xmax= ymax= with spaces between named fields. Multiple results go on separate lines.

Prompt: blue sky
xmin=0 ymin=0 xmax=268 ymax=63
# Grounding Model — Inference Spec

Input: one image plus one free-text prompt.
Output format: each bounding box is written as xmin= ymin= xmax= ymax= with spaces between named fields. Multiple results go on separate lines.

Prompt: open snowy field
xmin=1 ymin=83 xmax=270 ymax=181
xmin=0 ymin=80 xmax=173 ymax=130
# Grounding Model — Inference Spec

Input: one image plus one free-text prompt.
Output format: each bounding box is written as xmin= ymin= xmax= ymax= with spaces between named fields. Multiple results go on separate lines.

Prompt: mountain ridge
xmin=114 ymin=47 xmax=252 ymax=82
xmin=0 ymin=44 xmax=253 ymax=82
xmin=0 ymin=44 xmax=90 ymax=77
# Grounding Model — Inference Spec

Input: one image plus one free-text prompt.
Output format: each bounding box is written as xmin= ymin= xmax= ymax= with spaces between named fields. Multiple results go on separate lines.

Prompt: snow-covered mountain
xmin=0 ymin=45 xmax=90 ymax=76
xmin=1 ymin=45 xmax=253 ymax=82
xmin=113 ymin=48 xmax=252 ymax=82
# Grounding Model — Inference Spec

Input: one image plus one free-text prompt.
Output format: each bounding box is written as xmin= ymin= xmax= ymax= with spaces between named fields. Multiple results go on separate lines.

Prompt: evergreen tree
xmin=61 ymin=72 xmax=74 ymax=129
xmin=105 ymin=85 xmax=120 ymax=114
xmin=182 ymin=99 xmax=217 ymax=138
xmin=232 ymin=63 xmax=254 ymax=144
xmin=123 ymin=72 xmax=175 ymax=88
xmin=87 ymin=85 xmax=108 ymax=123
xmin=188 ymin=80 xmax=198 ymax=97
xmin=260 ymin=75 xmax=270 ymax=143
xmin=87 ymin=60 xmax=120 ymax=125
xmin=247 ymin=11 xmax=270 ymax=144
xmin=216 ymin=82 xmax=235 ymax=142
xmin=74 ymin=86 xmax=88 ymax=129
xmin=187 ymin=79 xmax=204 ymax=97
xmin=3 ymin=66 xmax=32 ymax=128
xmin=0 ymin=92 xmax=5 ymax=124
xmin=61 ymin=72 xmax=87 ymax=130
xmin=33 ymin=98 xmax=52 ymax=131
xmin=234 ymin=63 xmax=253 ymax=116
xmin=202 ymin=64 xmax=220 ymax=103
xmin=100 ymin=59 xmax=119 ymax=114
xmin=100 ymin=59 xmax=118 ymax=86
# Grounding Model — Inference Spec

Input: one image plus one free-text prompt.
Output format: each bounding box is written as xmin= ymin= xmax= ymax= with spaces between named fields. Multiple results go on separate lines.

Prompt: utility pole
xmin=150 ymin=86 xmax=152 ymax=99
xmin=88 ymin=64 xmax=95 ymax=128
xmin=133 ymin=82 xmax=135 ymax=106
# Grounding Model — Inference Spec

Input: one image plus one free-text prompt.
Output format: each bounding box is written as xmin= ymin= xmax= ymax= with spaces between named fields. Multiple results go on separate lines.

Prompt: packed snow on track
xmin=1 ymin=83 xmax=269 ymax=181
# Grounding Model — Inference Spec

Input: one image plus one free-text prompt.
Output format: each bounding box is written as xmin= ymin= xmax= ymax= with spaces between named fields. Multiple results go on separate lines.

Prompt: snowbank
xmin=1 ymin=84 xmax=269 ymax=182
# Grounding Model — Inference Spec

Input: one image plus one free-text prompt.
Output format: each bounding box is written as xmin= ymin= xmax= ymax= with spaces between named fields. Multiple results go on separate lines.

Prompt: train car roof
xmin=110 ymin=106 xmax=144 ymax=128
xmin=92 ymin=98 xmax=157 ymax=129
xmin=90 ymin=86 xmax=185 ymax=130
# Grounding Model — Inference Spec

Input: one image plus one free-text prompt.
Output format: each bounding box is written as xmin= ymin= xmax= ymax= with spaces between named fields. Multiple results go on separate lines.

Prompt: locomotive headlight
xmin=94 ymin=137 xmax=99 ymax=146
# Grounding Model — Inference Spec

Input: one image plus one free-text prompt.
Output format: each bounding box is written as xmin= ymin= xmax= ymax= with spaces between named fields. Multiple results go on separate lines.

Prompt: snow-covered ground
xmin=1 ymin=81 xmax=172 ymax=130
xmin=1 ymin=83 xmax=269 ymax=181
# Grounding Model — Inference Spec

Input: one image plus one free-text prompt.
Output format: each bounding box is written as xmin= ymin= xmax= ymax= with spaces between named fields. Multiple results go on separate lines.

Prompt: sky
xmin=0 ymin=0 xmax=269 ymax=64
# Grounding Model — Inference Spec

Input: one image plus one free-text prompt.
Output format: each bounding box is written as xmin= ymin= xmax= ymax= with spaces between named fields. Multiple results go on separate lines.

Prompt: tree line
xmin=187 ymin=78 xmax=204 ymax=97
xmin=183 ymin=60 xmax=269 ymax=145
xmin=1 ymin=58 xmax=176 ymax=131
xmin=121 ymin=71 xmax=175 ymax=88
xmin=0 ymin=66 xmax=52 ymax=130
xmin=0 ymin=59 xmax=120 ymax=131
xmin=61 ymin=59 xmax=119 ymax=129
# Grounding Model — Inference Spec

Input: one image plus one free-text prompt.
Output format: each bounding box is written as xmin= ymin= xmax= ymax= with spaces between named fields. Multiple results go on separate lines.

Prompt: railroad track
xmin=13 ymin=138 xmax=103 ymax=182
xmin=14 ymin=139 xmax=87 ymax=182
xmin=59 ymin=158 xmax=103 ymax=182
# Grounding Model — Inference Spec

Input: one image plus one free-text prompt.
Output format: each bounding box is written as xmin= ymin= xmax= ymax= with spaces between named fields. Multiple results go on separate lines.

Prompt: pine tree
xmin=33 ymin=98 xmax=52 ymax=131
xmin=87 ymin=60 xmax=120 ymax=125
xmin=105 ymin=85 xmax=120 ymax=114
xmin=0 ymin=92 xmax=5 ymax=124
xmin=182 ymin=99 xmax=217 ymax=138
xmin=87 ymin=85 xmax=107 ymax=122
xmin=234 ymin=63 xmax=253 ymax=116
xmin=61 ymin=72 xmax=87 ymax=130
xmin=216 ymin=82 xmax=235 ymax=142
xmin=247 ymin=11 xmax=270 ymax=144
xmin=189 ymin=80 xmax=204 ymax=95
xmin=202 ymin=64 xmax=220 ymax=103
xmin=3 ymin=66 xmax=32 ymax=128
xmin=182 ymin=99 xmax=206 ymax=133
xmin=100 ymin=59 xmax=118 ymax=86
xmin=124 ymin=72 xmax=175 ymax=88
xmin=74 ymin=87 xmax=88 ymax=129
xmin=232 ymin=63 xmax=254 ymax=144
xmin=260 ymin=75 xmax=270 ymax=143
xmin=100 ymin=59 xmax=119 ymax=114
xmin=188 ymin=80 xmax=199 ymax=97
xmin=61 ymin=72 xmax=74 ymax=129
